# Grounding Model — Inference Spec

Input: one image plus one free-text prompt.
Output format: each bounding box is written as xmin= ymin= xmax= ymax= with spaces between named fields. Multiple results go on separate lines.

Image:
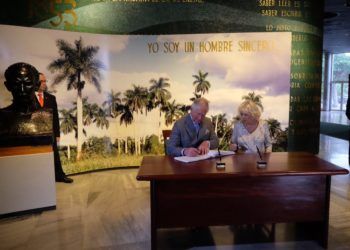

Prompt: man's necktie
xmin=38 ymin=93 xmax=44 ymax=107
xmin=194 ymin=122 xmax=200 ymax=134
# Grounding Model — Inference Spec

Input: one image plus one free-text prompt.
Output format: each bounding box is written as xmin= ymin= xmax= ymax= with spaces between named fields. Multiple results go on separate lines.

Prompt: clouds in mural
xmin=194 ymin=33 xmax=291 ymax=96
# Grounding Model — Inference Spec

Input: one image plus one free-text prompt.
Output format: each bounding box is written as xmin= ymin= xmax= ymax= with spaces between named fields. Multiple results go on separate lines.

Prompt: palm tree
xmin=59 ymin=108 xmax=76 ymax=135
xmin=242 ymin=92 xmax=264 ymax=111
xmin=103 ymin=90 xmax=122 ymax=118
xmin=266 ymin=118 xmax=282 ymax=141
xmin=149 ymin=77 xmax=171 ymax=140
xmin=118 ymin=104 xmax=133 ymax=154
xmin=123 ymin=85 xmax=149 ymax=114
xmin=190 ymin=92 xmax=202 ymax=102
xmin=149 ymin=77 xmax=171 ymax=107
xmin=162 ymin=100 xmax=183 ymax=127
xmin=77 ymin=97 xmax=98 ymax=126
xmin=118 ymin=104 xmax=133 ymax=126
xmin=59 ymin=108 xmax=76 ymax=160
xmin=219 ymin=122 xmax=234 ymax=150
xmin=178 ymin=104 xmax=191 ymax=116
xmin=211 ymin=114 xmax=228 ymax=137
xmin=192 ymin=70 xmax=211 ymax=95
xmin=145 ymin=92 xmax=156 ymax=114
xmin=123 ymin=85 xmax=149 ymax=154
xmin=48 ymin=37 xmax=104 ymax=160
xmin=94 ymin=107 xmax=109 ymax=129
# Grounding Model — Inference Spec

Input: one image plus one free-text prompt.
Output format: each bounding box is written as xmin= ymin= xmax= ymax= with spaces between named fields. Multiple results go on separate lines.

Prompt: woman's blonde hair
xmin=238 ymin=100 xmax=261 ymax=121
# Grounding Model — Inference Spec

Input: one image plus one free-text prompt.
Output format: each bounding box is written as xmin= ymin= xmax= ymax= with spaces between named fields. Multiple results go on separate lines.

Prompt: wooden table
xmin=136 ymin=152 xmax=349 ymax=249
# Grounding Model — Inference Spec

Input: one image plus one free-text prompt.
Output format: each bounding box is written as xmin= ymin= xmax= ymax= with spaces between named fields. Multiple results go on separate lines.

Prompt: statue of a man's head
xmin=4 ymin=62 xmax=39 ymax=105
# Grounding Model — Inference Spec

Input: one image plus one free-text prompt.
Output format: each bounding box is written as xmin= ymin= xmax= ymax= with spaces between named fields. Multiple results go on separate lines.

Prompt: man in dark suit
xmin=167 ymin=97 xmax=219 ymax=157
xmin=36 ymin=73 xmax=73 ymax=183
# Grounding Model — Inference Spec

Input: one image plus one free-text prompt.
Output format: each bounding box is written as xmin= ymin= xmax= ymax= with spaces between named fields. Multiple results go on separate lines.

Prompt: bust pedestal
xmin=0 ymin=146 xmax=56 ymax=216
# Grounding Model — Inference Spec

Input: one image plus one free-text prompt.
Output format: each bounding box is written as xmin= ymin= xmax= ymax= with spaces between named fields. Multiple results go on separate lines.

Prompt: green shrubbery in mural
xmin=59 ymin=135 xmax=162 ymax=174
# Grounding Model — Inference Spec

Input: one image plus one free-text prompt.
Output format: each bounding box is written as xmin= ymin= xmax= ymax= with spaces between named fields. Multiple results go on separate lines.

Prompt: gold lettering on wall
xmin=199 ymin=41 xmax=233 ymax=52
xmin=280 ymin=10 xmax=302 ymax=17
xmin=258 ymin=0 xmax=276 ymax=6
xmin=237 ymin=40 xmax=275 ymax=52
xmin=261 ymin=9 xmax=278 ymax=16
xmin=292 ymin=34 xmax=308 ymax=42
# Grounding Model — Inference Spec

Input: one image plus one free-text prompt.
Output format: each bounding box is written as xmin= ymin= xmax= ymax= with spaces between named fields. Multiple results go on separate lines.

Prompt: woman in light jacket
xmin=230 ymin=100 xmax=272 ymax=153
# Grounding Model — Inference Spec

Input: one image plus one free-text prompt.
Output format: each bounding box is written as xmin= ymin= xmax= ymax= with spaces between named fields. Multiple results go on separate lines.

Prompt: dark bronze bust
xmin=0 ymin=62 xmax=53 ymax=146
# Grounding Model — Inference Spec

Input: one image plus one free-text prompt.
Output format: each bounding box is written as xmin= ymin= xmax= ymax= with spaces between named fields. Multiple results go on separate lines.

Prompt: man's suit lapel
xmin=197 ymin=119 xmax=208 ymax=138
xmin=43 ymin=94 xmax=49 ymax=108
xmin=33 ymin=95 xmax=41 ymax=109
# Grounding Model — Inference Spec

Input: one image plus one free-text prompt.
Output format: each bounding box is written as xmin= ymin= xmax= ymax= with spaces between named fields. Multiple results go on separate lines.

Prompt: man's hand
xmin=198 ymin=140 xmax=210 ymax=155
xmin=184 ymin=147 xmax=200 ymax=156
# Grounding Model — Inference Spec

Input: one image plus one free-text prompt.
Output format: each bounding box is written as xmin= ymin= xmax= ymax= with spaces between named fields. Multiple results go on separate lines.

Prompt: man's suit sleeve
xmin=166 ymin=121 xmax=183 ymax=157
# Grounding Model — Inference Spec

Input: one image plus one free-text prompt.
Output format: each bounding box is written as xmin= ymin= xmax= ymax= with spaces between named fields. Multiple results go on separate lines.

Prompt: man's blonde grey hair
xmin=191 ymin=97 xmax=210 ymax=111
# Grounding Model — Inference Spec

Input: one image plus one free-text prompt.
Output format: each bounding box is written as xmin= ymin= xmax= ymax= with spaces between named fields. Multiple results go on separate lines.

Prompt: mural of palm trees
xmin=211 ymin=114 xmax=232 ymax=149
xmin=80 ymin=97 xmax=98 ymax=126
xmin=266 ymin=118 xmax=282 ymax=141
xmin=190 ymin=92 xmax=202 ymax=102
xmin=162 ymin=100 xmax=183 ymax=127
xmin=59 ymin=108 xmax=76 ymax=160
xmin=242 ymin=92 xmax=264 ymax=111
xmin=73 ymin=97 xmax=109 ymax=129
xmin=94 ymin=107 xmax=109 ymax=129
xmin=123 ymin=85 xmax=149 ymax=114
xmin=59 ymin=108 xmax=76 ymax=135
xmin=192 ymin=70 xmax=211 ymax=95
xmin=118 ymin=104 xmax=133 ymax=126
xmin=149 ymin=77 xmax=171 ymax=140
xmin=211 ymin=114 xmax=228 ymax=137
xmin=118 ymin=104 xmax=133 ymax=154
xmin=103 ymin=90 xmax=122 ymax=118
xmin=123 ymin=85 xmax=149 ymax=155
xmin=178 ymin=104 xmax=191 ymax=116
xmin=149 ymin=77 xmax=171 ymax=106
xmin=48 ymin=37 xmax=104 ymax=160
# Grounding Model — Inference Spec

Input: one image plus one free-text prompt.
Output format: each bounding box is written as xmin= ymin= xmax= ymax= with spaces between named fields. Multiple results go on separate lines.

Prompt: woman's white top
xmin=231 ymin=120 xmax=272 ymax=153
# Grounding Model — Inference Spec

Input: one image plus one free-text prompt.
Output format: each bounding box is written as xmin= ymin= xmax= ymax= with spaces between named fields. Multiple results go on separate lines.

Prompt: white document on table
xmin=174 ymin=150 xmax=234 ymax=163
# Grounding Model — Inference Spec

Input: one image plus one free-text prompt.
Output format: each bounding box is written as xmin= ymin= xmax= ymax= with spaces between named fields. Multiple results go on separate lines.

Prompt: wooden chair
xmin=162 ymin=130 xmax=172 ymax=155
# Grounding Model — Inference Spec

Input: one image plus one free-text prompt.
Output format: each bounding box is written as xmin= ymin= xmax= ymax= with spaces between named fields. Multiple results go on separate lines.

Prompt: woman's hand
xmin=229 ymin=143 xmax=238 ymax=152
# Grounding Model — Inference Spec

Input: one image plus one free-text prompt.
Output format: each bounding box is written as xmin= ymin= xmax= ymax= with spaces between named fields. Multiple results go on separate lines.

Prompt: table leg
xmin=320 ymin=175 xmax=331 ymax=248
xmin=151 ymin=181 xmax=157 ymax=250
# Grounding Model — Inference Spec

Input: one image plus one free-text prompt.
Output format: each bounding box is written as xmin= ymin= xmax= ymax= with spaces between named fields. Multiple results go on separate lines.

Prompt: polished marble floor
xmin=0 ymin=135 xmax=349 ymax=250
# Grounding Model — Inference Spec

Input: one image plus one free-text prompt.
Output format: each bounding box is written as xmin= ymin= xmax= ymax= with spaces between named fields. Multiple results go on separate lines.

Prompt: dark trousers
xmin=52 ymin=139 xmax=66 ymax=179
